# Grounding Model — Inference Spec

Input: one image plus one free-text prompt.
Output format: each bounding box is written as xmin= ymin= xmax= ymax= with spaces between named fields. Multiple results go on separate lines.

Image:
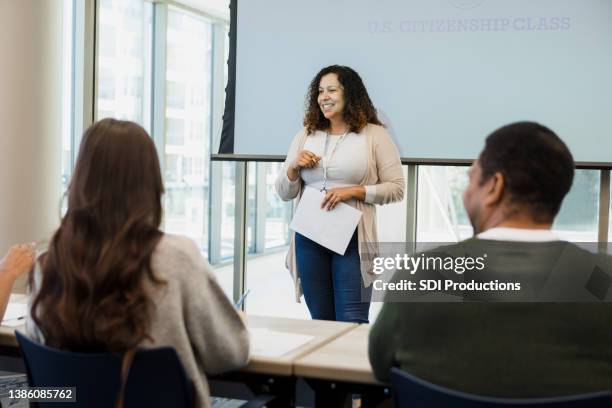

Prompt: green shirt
xmin=369 ymin=239 xmax=612 ymax=397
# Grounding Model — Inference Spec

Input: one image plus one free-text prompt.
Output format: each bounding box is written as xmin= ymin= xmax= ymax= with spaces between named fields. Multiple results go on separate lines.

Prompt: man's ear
xmin=483 ymin=172 xmax=505 ymax=207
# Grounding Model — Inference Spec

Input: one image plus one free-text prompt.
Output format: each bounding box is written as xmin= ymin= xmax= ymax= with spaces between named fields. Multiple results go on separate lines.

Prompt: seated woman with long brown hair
xmin=26 ymin=118 xmax=249 ymax=408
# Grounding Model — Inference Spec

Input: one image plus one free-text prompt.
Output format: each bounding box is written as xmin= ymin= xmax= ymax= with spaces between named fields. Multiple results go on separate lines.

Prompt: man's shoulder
xmin=424 ymin=239 xmax=611 ymax=264
xmin=556 ymin=242 xmax=612 ymax=276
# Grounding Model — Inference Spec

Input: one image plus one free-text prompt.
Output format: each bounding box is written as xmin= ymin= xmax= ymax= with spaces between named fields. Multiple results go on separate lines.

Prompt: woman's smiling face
xmin=317 ymin=73 xmax=345 ymax=122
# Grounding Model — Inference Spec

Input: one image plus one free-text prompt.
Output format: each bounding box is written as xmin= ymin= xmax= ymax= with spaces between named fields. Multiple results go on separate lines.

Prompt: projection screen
xmin=218 ymin=0 xmax=612 ymax=165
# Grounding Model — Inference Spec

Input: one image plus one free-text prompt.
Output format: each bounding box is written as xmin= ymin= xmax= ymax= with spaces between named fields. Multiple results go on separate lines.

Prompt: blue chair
xmin=390 ymin=367 xmax=612 ymax=408
xmin=16 ymin=331 xmax=194 ymax=408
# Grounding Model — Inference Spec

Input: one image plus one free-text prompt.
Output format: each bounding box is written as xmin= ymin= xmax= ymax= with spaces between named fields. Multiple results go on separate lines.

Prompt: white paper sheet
xmin=2 ymin=302 xmax=27 ymax=322
xmin=249 ymin=328 xmax=314 ymax=358
xmin=290 ymin=186 xmax=362 ymax=255
xmin=1 ymin=319 xmax=24 ymax=327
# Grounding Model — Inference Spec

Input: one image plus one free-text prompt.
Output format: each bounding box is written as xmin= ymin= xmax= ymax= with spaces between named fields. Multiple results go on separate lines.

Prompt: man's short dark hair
xmin=479 ymin=121 xmax=574 ymax=223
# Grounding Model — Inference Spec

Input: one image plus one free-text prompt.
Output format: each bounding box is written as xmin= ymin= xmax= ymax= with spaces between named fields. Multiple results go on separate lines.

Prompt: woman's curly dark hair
xmin=303 ymin=65 xmax=383 ymax=135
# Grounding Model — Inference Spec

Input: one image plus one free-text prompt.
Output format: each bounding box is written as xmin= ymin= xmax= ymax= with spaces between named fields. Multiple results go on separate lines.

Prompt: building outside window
xmin=96 ymin=0 xmax=152 ymax=129
xmin=163 ymin=7 xmax=213 ymax=254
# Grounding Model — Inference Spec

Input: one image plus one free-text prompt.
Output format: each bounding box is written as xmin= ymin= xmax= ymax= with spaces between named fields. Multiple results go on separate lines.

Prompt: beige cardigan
xmin=275 ymin=123 xmax=405 ymax=301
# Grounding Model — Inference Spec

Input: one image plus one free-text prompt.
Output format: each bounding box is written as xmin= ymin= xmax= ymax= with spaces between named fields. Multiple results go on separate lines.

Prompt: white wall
xmin=0 ymin=0 xmax=64 ymax=283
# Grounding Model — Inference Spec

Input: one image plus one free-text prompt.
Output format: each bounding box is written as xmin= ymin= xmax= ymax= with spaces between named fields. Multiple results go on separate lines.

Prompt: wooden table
xmin=0 ymin=294 xmax=27 ymax=349
xmin=211 ymin=315 xmax=358 ymax=406
xmin=294 ymin=323 xmax=380 ymax=384
xmin=293 ymin=324 xmax=391 ymax=407
xmin=0 ymin=313 xmax=357 ymax=364
xmin=245 ymin=315 xmax=357 ymax=376
xmin=0 ymin=311 xmax=389 ymax=406
xmin=0 ymin=325 xmax=19 ymax=348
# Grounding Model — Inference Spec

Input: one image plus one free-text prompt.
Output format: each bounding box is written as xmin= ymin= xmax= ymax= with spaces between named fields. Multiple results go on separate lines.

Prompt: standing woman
xmin=27 ymin=119 xmax=249 ymax=408
xmin=276 ymin=65 xmax=404 ymax=323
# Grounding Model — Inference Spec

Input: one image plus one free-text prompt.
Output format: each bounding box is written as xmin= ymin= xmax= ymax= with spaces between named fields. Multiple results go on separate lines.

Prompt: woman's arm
xmin=320 ymin=186 xmax=365 ymax=211
xmin=0 ymin=244 xmax=35 ymax=320
xmin=275 ymin=129 xmax=307 ymax=201
xmin=181 ymin=240 xmax=250 ymax=374
xmin=365 ymin=128 xmax=405 ymax=205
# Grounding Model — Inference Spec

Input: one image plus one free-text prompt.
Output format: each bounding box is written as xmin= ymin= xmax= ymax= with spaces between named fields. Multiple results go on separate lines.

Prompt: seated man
xmin=369 ymin=121 xmax=612 ymax=397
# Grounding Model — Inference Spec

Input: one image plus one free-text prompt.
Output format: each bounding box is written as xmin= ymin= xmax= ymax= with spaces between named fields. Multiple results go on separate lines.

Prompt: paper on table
xmin=249 ymin=328 xmax=314 ymax=358
xmin=290 ymin=186 xmax=362 ymax=255
xmin=2 ymin=319 xmax=24 ymax=328
xmin=2 ymin=303 xmax=27 ymax=322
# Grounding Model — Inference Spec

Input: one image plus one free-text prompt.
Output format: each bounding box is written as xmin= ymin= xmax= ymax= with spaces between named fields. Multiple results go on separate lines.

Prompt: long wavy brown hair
xmin=303 ymin=65 xmax=383 ymax=135
xmin=31 ymin=118 xmax=165 ymax=353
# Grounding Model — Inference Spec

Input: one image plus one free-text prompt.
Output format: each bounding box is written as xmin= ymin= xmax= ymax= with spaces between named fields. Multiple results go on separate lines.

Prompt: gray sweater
xmin=26 ymin=234 xmax=250 ymax=408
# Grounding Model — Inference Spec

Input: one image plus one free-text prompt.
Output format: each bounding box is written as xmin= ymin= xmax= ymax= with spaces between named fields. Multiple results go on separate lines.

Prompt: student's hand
xmin=0 ymin=244 xmax=36 ymax=280
xmin=321 ymin=187 xmax=363 ymax=211
xmin=292 ymin=150 xmax=321 ymax=171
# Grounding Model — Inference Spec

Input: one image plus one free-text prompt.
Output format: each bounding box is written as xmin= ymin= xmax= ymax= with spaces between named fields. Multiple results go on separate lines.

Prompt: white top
xmin=477 ymin=227 xmax=560 ymax=242
xmin=300 ymin=131 xmax=376 ymax=203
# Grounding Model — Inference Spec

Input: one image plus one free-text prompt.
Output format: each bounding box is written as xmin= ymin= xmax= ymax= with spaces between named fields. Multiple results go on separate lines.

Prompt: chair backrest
xmin=16 ymin=331 xmax=194 ymax=408
xmin=390 ymin=367 xmax=612 ymax=408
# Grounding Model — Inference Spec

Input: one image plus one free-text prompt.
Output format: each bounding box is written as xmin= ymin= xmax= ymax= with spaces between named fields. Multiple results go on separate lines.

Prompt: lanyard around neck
xmin=321 ymin=130 xmax=349 ymax=193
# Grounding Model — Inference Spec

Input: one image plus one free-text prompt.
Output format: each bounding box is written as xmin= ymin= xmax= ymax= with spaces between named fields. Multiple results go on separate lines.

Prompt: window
xmin=96 ymin=0 xmax=152 ymax=128
xmin=93 ymin=1 xmax=232 ymax=295
xmin=416 ymin=166 xmax=602 ymax=243
xmin=98 ymin=68 xmax=116 ymax=100
xmin=99 ymin=24 xmax=116 ymax=58
xmin=166 ymin=81 xmax=186 ymax=109
xmin=417 ymin=166 xmax=472 ymax=242
xmin=207 ymin=160 xmax=237 ymax=298
xmin=244 ymin=162 xmax=307 ymax=318
xmin=166 ymin=118 xmax=185 ymax=146
xmin=553 ymin=170 xmax=600 ymax=241
xmin=609 ymin=182 xmax=612 ymax=244
xmin=61 ymin=0 xmax=75 ymax=194
xmin=220 ymin=162 xmax=237 ymax=258
xmin=162 ymin=7 xmax=213 ymax=253
xmin=264 ymin=163 xmax=292 ymax=249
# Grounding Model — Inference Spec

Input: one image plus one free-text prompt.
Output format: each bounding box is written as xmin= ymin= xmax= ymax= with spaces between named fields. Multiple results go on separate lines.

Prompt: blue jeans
xmin=295 ymin=231 xmax=372 ymax=323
